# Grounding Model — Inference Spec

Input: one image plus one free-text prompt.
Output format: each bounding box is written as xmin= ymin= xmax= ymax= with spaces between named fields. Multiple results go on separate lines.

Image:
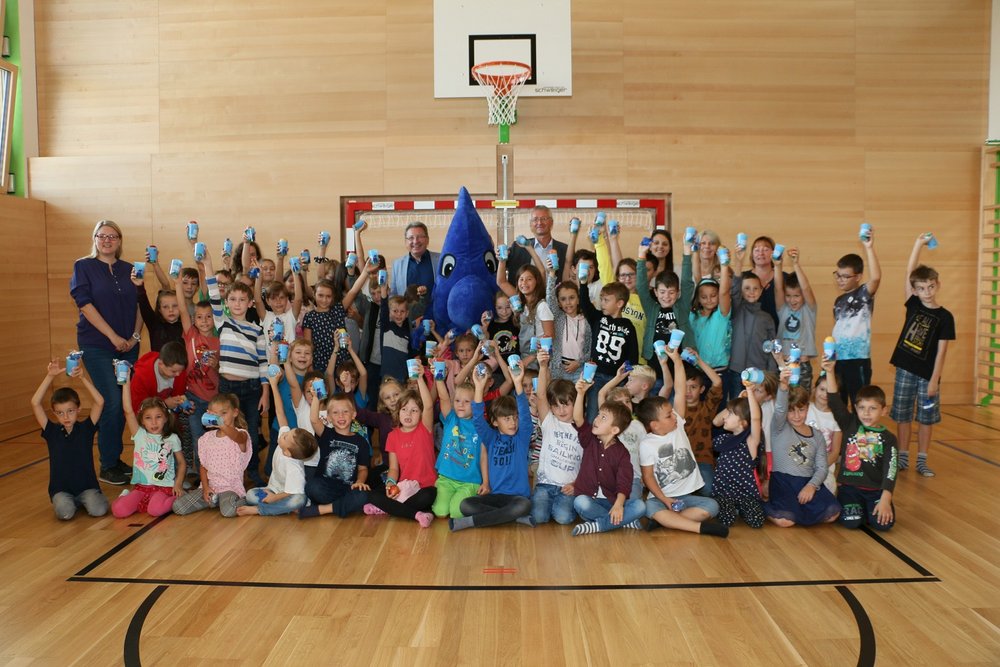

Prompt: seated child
xmin=172 ymin=393 xmax=252 ymax=517
xmin=636 ymin=347 xmax=727 ymax=537
xmin=823 ymin=360 xmax=898 ymax=531
xmin=237 ymin=372 xmax=318 ymax=517
xmin=712 ymin=387 xmax=765 ymax=529
xmin=764 ymin=376 xmax=841 ymax=527
xmin=300 ymin=383 xmax=370 ymax=519
xmin=113 ymin=379 xmax=186 ymax=518
xmin=363 ymin=367 xmax=438 ymax=528
xmin=450 ymin=354 xmax=533 ymax=530
xmin=602 ymin=386 xmax=647 ymax=501
xmin=432 ymin=380 xmax=485 ymax=518
xmin=570 ymin=381 xmax=645 ymax=535
xmin=31 ymin=359 xmax=109 ymax=520
xmin=531 ymin=349 xmax=582 ymax=526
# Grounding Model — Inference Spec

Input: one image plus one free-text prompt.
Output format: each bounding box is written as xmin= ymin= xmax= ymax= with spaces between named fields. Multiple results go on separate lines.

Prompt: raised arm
xmin=309 ymin=392 xmax=326 ymax=437
xmin=343 ymin=259 xmax=373 ymax=310
xmin=414 ymin=369 xmax=435 ymax=431
xmin=436 ymin=377 xmax=453 ymax=418
xmin=251 ymin=259 xmax=267 ymax=319
xmin=789 ymin=248 xmax=816 ymax=307
xmin=573 ymin=378 xmax=588 ymax=427
xmin=668 ymin=347 xmax=686 ymax=420
xmin=718 ymin=258 xmax=733 ymax=317
xmin=745 ymin=379 xmax=762 ymax=459
xmin=862 ymin=228 xmax=881 ymax=296
xmin=496 ymin=250 xmax=518 ymax=298
xmin=599 ymin=364 xmax=628 ymax=407
xmin=536 ymin=348 xmax=553 ymax=422
xmin=30 ymin=362 xmax=63 ymax=429
xmin=563 ymin=223 xmax=580 ymax=283
xmin=268 ymin=370 xmax=290 ymax=429
xmin=904 ymin=233 xmax=930 ymax=300
xmin=122 ymin=376 xmax=140 ymax=436
xmin=177 ymin=273 xmax=194 ymax=334
xmin=291 ymin=260 xmax=304 ymax=318
xmin=658 ymin=353 xmax=674 ymax=399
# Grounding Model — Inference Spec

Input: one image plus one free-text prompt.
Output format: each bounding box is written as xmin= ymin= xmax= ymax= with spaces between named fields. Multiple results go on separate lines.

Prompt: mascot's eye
xmin=439 ymin=254 xmax=456 ymax=278
xmin=483 ymin=251 xmax=497 ymax=275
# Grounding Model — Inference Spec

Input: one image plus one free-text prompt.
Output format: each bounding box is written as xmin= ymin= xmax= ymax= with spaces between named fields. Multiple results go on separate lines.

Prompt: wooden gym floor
xmin=1 ymin=408 xmax=999 ymax=666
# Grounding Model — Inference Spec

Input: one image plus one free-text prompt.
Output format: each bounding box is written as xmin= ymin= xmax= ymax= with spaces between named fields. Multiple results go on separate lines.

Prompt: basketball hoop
xmin=471 ymin=60 xmax=531 ymax=143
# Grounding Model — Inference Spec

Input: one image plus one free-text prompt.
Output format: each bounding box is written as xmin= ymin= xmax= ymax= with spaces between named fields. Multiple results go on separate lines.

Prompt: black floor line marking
xmin=68 ymin=574 xmax=938 ymax=593
xmin=74 ymin=514 xmax=170 ymax=577
xmin=860 ymin=526 xmax=933 ymax=577
xmin=124 ymin=585 xmax=167 ymax=667
xmin=939 ymin=410 xmax=1000 ymax=434
xmin=0 ymin=457 xmax=48 ymax=479
xmin=935 ymin=439 xmax=1000 ymax=468
xmin=836 ymin=586 xmax=876 ymax=667
xmin=0 ymin=426 xmax=43 ymax=444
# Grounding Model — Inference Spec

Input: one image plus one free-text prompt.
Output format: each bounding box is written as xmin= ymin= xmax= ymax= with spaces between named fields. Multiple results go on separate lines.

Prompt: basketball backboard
xmin=433 ymin=0 xmax=572 ymax=98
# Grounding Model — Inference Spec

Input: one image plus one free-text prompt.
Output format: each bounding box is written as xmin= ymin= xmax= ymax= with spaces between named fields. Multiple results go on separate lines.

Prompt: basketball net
xmin=471 ymin=61 xmax=531 ymax=145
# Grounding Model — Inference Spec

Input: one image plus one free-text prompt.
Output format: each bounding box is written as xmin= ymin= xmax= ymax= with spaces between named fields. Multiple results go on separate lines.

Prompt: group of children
xmin=36 ymin=217 xmax=954 ymax=541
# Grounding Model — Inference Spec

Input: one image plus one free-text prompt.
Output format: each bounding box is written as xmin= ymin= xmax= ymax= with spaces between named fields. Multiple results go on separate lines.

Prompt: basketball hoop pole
xmin=473 ymin=61 xmax=529 ymax=244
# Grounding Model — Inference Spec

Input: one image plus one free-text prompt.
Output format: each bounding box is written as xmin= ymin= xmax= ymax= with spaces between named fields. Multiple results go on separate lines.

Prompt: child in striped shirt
xmin=199 ymin=249 xmax=270 ymax=487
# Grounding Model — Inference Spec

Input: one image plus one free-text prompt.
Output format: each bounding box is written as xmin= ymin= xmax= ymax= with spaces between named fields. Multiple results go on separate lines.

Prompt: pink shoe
xmin=415 ymin=511 xmax=434 ymax=528
xmin=363 ymin=503 xmax=387 ymax=516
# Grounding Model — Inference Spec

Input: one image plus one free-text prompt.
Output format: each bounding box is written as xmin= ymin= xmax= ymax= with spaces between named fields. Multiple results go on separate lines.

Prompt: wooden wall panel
xmin=23 ymin=0 xmax=990 ymax=404
xmin=29 ymin=156 xmax=153 ymax=369
xmin=34 ymin=1 xmax=158 ymax=156
xmin=0 ymin=196 xmax=49 ymax=437
xmin=150 ymin=149 xmax=385 ymax=262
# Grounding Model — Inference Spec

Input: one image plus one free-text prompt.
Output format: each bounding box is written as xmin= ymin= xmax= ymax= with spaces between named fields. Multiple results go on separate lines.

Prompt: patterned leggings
xmin=716 ymin=495 xmax=765 ymax=528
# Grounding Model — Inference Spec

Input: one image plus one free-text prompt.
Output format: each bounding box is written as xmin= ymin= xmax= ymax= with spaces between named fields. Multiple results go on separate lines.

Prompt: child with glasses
xmin=831 ymin=229 xmax=882 ymax=408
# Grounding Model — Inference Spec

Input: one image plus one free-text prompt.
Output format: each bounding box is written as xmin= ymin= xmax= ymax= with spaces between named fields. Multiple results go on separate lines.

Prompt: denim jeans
xmin=245 ymin=487 xmax=305 ymax=516
xmin=573 ymin=495 xmax=646 ymax=532
xmin=645 ymin=493 xmax=719 ymax=518
xmin=186 ymin=393 xmax=212 ymax=472
xmin=218 ymin=377 xmax=263 ymax=479
xmin=531 ymin=483 xmax=577 ymax=525
xmin=81 ymin=344 xmax=139 ymax=469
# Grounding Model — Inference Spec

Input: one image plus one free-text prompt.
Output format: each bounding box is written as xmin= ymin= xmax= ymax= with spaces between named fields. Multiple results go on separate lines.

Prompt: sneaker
xmin=100 ymin=466 xmax=129 ymax=485
xmin=114 ymin=459 xmax=133 ymax=475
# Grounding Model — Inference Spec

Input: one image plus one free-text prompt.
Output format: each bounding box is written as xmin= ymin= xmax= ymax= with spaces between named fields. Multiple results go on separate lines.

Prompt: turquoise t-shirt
xmin=436 ymin=411 xmax=482 ymax=484
xmin=130 ymin=427 xmax=182 ymax=487
xmin=691 ymin=308 xmax=732 ymax=369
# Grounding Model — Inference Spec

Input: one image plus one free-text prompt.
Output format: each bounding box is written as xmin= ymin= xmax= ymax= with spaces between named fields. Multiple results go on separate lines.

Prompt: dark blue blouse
xmin=70 ymin=257 xmax=138 ymax=350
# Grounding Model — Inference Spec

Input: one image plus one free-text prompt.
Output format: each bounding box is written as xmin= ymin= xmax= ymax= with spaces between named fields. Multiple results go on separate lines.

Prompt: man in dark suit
xmin=505 ymin=205 xmax=568 ymax=282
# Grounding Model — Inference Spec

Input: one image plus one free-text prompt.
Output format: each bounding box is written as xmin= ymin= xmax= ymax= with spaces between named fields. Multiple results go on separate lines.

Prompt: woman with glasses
xmin=69 ymin=220 xmax=143 ymax=486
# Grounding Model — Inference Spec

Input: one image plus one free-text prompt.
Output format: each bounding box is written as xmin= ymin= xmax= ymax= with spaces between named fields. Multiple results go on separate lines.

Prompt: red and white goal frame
xmin=341 ymin=194 xmax=672 ymax=255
